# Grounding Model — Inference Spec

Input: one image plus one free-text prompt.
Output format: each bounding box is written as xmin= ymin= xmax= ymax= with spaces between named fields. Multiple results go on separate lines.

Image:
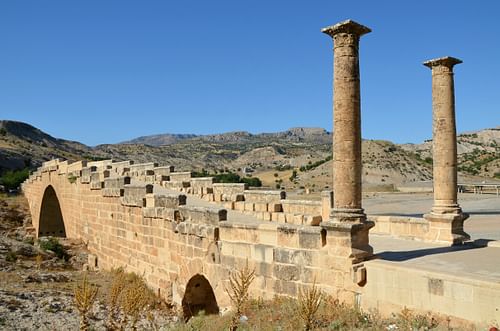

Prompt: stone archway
xmin=182 ymin=274 xmax=219 ymax=320
xmin=38 ymin=185 xmax=66 ymax=237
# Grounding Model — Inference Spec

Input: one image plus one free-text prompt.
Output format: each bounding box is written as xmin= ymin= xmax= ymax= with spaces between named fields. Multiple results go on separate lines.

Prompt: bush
xmin=191 ymin=169 xmax=210 ymax=177
xmin=39 ymin=237 xmax=69 ymax=260
xmin=6 ymin=251 xmax=17 ymax=262
xmin=212 ymin=172 xmax=262 ymax=187
xmin=0 ymin=128 xmax=6 ymax=136
xmin=0 ymin=168 xmax=30 ymax=190
xmin=240 ymin=177 xmax=262 ymax=187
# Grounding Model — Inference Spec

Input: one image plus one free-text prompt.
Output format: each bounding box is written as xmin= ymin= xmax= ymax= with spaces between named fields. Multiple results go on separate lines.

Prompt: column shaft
xmin=322 ymin=20 xmax=370 ymax=222
xmin=423 ymin=56 xmax=469 ymax=245
xmin=431 ymin=67 xmax=458 ymax=208
xmin=333 ymin=33 xmax=363 ymax=213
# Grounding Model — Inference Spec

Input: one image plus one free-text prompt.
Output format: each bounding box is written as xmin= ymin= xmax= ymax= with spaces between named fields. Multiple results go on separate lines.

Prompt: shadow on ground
xmin=376 ymin=240 xmax=494 ymax=262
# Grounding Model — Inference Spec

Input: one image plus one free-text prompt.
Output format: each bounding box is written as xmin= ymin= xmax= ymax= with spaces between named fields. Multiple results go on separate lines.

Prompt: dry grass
xmin=226 ymin=262 xmax=255 ymax=331
xmin=73 ymin=273 xmax=99 ymax=331
xmin=298 ymin=281 xmax=323 ymax=331
xmin=104 ymin=268 xmax=157 ymax=331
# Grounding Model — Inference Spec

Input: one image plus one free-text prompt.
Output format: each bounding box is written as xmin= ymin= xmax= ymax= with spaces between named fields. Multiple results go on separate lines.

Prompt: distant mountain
xmin=121 ymin=127 xmax=331 ymax=146
xmin=122 ymin=133 xmax=198 ymax=146
xmin=1 ymin=120 xmax=498 ymax=189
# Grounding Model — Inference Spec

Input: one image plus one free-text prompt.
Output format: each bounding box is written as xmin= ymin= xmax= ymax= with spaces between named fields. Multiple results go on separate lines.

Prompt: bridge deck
xmin=158 ymin=184 xmax=500 ymax=285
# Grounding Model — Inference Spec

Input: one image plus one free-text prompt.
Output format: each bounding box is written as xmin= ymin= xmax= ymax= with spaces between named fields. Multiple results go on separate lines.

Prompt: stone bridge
xmin=21 ymin=158 xmax=360 ymax=318
xmin=21 ymin=19 xmax=500 ymax=324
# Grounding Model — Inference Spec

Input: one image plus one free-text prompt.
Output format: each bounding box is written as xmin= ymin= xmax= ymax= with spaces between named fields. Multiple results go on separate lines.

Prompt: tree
xmin=0 ymin=168 xmax=29 ymax=190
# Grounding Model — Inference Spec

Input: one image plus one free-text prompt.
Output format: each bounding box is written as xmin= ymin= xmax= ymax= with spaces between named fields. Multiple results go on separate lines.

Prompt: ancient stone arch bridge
xmin=21 ymin=157 xmax=500 ymax=323
xmin=21 ymin=19 xmax=500 ymax=324
xmin=22 ymin=158 xmax=350 ymax=317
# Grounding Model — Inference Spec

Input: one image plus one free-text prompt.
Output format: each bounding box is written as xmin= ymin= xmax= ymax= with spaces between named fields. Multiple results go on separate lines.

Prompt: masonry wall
xmin=22 ymin=160 xmax=361 ymax=310
xmin=22 ymin=160 xmax=500 ymax=324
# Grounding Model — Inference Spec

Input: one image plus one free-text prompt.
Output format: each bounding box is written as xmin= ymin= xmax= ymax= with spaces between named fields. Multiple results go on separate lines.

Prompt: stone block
xmin=243 ymin=190 xmax=286 ymax=203
xmin=234 ymin=201 xmax=245 ymax=211
xmin=80 ymin=166 xmax=97 ymax=183
xmin=169 ymin=172 xmax=192 ymax=182
xmin=179 ymin=206 xmax=227 ymax=225
xmin=102 ymin=188 xmax=124 ymax=197
xmin=271 ymin=212 xmax=286 ymax=223
xmin=273 ymin=279 xmax=298 ymax=297
xmin=254 ymin=202 xmax=268 ymax=212
xmin=145 ymin=193 xmax=187 ymax=208
xmin=303 ymin=215 xmax=322 ymax=226
xmin=252 ymin=244 xmax=274 ymax=263
xmin=299 ymin=227 xmax=323 ymax=249
xmin=121 ymin=184 xmax=153 ymax=207
xmin=269 ymin=203 xmax=283 ymax=212
xmin=104 ymin=176 xmax=131 ymax=189
xmin=213 ymin=183 xmax=246 ymax=201
xmin=244 ymin=202 xmax=255 ymax=212
xmin=153 ymin=166 xmax=175 ymax=176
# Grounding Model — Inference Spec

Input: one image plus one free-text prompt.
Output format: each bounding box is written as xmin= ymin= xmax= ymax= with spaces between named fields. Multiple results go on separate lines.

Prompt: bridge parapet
xmin=121 ymin=183 xmax=153 ymax=207
xmin=90 ymin=170 xmax=110 ymax=190
xmin=126 ymin=162 xmax=158 ymax=178
xmin=102 ymin=176 xmax=131 ymax=197
xmin=109 ymin=160 xmax=134 ymax=176
xmin=189 ymin=177 xmax=214 ymax=195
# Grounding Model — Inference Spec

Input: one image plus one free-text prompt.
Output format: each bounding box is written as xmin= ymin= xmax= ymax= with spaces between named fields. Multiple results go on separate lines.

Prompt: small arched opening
xmin=182 ymin=274 xmax=219 ymax=321
xmin=38 ymin=185 xmax=66 ymax=237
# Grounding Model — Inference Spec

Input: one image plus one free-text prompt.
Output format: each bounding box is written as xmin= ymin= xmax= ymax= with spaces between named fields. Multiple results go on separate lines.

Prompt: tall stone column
xmin=423 ymin=56 xmax=469 ymax=244
xmin=321 ymin=20 xmax=374 ymax=267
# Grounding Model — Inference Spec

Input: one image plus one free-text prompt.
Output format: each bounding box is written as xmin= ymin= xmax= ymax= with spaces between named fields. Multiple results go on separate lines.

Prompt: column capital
xmin=321 ymin=19 xmax=371 ymax=38
xmin=423 ymin=56 xmax=462 ymax=70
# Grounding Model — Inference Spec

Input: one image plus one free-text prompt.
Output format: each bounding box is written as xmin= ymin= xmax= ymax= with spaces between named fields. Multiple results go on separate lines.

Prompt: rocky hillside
xmin=0 ymin=121 xmax=102 ymax=172
xmin=122 ymin=133 xmax=198 ymax=146
xmin=401 ymin=127 xmax=500 ymax=178
xmin=1 ymin=120 xmax=498 ymax=191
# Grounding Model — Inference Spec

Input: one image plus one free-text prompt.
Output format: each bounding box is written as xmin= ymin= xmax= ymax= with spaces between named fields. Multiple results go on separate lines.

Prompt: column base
xmin=329 ymin=207 xmax=366 ymax=222
xmin=424 ymin=210 xmax=470 ymax=245
xmin=321 ymin=209 xmax=375 ymax=264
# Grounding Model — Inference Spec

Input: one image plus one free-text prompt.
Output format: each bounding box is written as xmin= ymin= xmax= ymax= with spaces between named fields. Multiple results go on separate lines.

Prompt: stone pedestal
xmin=321 ymin=20 xmax=374 ymax=265
xmin=423 ymin=56 xmax=469 ymax=245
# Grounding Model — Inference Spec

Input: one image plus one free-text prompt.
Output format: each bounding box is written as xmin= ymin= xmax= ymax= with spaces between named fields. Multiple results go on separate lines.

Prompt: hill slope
xmin=1 ymin=120 xmax=498 ymax=191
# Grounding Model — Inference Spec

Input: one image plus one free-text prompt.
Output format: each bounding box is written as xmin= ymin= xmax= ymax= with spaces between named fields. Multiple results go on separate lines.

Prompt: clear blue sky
xmin=1 ymin=1 xmax=499 ymax=146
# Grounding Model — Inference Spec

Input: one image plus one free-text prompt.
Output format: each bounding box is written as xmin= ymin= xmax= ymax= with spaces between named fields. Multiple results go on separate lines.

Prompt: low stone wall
xmin=362 ymin=260 xmax=500 ymax=324
xmin=370 ymin=216 xmax=430 ymax=241
xmin=370 ymin=215 xmax=455 ymax=243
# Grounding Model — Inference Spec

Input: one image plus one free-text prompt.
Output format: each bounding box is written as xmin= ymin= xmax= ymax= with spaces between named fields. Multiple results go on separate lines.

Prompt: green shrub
xmin=67 ymin=174 xmax=78 ymax=184
xmin=39 ymin=237 xmax=69 ymax=260
xmin=241 ymin=177 xmax=262 ymax=187
xmin=6 ymin=251 xmax=17 ymax=262
xmin=0 ymin=128 xmax=6 ymax=136
xmin=0 ymin=168 xmax=30 ymax=190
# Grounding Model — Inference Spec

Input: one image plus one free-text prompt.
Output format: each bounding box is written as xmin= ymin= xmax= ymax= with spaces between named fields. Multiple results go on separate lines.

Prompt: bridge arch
xmin=182 ymin=274 xmax=219 ymax=320
xmin=38 ymin=185 xmax=66 ymax=237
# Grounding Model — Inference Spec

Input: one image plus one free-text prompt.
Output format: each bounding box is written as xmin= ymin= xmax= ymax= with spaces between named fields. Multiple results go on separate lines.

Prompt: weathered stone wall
xmin=22 ymin=159 xmax=363 ymax=310
xmin=21 ymin=159 xmax=500 ymax=323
